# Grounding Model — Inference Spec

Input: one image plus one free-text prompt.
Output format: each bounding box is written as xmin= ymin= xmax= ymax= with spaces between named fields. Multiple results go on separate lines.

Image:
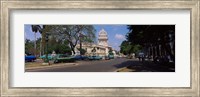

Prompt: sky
xmin=24 ymin=25 xmax=129 ymax=51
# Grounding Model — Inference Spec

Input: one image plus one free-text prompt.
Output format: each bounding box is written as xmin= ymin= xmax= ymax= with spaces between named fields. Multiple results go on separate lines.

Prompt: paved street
xmin=26 ymin=58 xmax=175 ymax=72
xmin=26 ymin=58 xmax=135 ymax=72
xmin=25 ymin=25 xmax=175 ymax=73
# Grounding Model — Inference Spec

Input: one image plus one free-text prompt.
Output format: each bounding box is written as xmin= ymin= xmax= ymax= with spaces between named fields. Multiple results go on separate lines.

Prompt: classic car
xmin=25 ymin=55 xmax=36 ymax=62
xmin=54 ymin=54 xmax=75 ymax=63
xmin=73 ymin=55 xmax=88 ymax=60
xmin=105 ymin=56 xmax=110 ymax=60
xmin=108 ymin=54 xmax=114 ymax=59
xmin=88 ymin=56 xmax=102 ymax=60
xmin=40 ymin=54 xmax=54 ymax=60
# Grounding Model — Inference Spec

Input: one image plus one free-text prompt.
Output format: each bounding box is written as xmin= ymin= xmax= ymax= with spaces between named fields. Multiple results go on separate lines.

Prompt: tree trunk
xmin=162 ymin=43 xmax=175 ymax=62
xmin=42 ymin=32 xmax=45 ymax=56
xmin=80 ymin=38 xmax=82 ymax=55
xmin=34 ymin=32 xmax=37 ymax=56
xmin=40 ymin=39 xmax=42 ymax=56
xmin=69 ymin=42 xmax=76 ymax=55
xmin=71 ymin=47 xmax=75 ymax=55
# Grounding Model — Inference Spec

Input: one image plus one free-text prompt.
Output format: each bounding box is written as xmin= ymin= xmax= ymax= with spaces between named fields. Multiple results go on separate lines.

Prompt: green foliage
xmin=25 ymin=38 xmax=43 ymax=56
xmin=31 ymin=25 xmax=42 ymax=33
xmin=31 ymin=25 xmax=43 ymax=56
xmin=25 ymin=39 xmax=34 ymax=54
xmin=126 ymin=25 xmax=175 ymax=61
xmin=108 ymin=49 xmax=114 ymax=55
xmin=47 ymin=37 xmax=71 ymax=54
xmin=77 ymin=48 xmax=87 ymax=55
xmin=29 ymin=25 xmax=96 ymax=56
xmin=131 ymin=44 xmax=142 ymax=53
xmin=25 ymin=37 xmax=71 ymax=56
xmin=127 ymin=25 xmax=175 ymax=46
xmin=120 ymin=40 xmax=142 ymax=55
xmin=47 ymin=25 xmax=96 ymax=54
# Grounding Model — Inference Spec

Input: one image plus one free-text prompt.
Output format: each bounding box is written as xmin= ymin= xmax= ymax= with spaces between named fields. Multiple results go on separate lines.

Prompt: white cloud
xmin=115 ymin=34 xmax=125 ymax=40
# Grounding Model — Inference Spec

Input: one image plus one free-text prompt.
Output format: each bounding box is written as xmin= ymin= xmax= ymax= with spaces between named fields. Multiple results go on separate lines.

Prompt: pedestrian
xmin=138 ymin=56 xmax=141 ymax=61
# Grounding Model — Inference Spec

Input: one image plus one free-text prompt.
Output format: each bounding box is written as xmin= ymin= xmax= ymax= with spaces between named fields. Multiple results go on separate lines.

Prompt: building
xmin=74 ymin=28 xmax=116 ymax=57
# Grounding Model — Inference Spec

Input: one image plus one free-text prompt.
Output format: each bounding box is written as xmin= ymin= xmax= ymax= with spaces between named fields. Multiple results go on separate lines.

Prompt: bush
xmin=78 ymin=48 xmax=87 ymax=55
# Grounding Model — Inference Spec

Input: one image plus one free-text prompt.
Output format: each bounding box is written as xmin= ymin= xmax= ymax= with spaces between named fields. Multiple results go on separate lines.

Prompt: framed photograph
xmin=1 ymin=0 xmax=199 ymax=96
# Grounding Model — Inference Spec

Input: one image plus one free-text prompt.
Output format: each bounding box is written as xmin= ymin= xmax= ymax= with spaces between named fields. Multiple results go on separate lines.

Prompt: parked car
xmin=88 ymin=56 xmax=102 ymax=60
xmin=73 ymin=55 xmax=88 ymax=60
xmin=25 ymin=55 xmax=36 ymax=62
xmin=40 ymin=54 xmax=54 ymax=60
xmin=153 ymin=55 xmax=170 ymax=64
xmin=54 ymin=54 xmax=75 ymax=63
xmin=105 ymin=56 xmax=110 ymax=60
xmin=108 ymin=54 xmax=114 ymax=59
xmin=136 ymin=52 xmax=145 ymax=61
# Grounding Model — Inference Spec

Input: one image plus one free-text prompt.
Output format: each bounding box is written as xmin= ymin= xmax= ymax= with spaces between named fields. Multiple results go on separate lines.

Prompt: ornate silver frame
xmin=1 ymin=0 xmax=199 ymax=96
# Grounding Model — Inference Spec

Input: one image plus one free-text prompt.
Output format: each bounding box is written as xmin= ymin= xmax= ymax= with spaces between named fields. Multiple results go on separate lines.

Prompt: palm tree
xmin=31 ymin=25 xmax=42 ymax=56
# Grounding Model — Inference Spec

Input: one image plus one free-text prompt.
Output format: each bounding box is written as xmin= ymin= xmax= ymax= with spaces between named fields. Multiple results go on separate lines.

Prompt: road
xmin=26 ymin=58 xmax=137 ymax=72
xmin=26 ymin=58 xmax=175 ymax=72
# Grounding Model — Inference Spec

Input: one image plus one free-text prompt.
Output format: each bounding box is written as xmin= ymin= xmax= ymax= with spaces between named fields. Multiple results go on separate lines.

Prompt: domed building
xmin=98 ymin=29 xmax=108 ymax=46
xmin=74 ymin=28 xmax=115 ymax=57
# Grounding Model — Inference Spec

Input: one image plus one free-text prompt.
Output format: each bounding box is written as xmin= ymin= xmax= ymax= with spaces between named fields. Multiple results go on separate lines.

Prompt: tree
xmin=120 ymin=41 xmax=128 ymax=55
xmin=120 ymin=40 xmax=142 ymax=55
xmin=77 ymin=48 xmax=87 ymax=55
xmin=25 ymin=39 xmax=34 ymax=55
xmin=31 ymin=25 xmax=42 ymax=56
xmin=50 ymin=25 xmax=96 ymax=55
xmin=126 ymin=25 xmax=175 ymax=61
xmin=79 ymin=26 xmax=96 ymax=55
xmin=47 ymin=37 xmax=71 ymax=54
xmin=25 ymin=38 xmax=44 ymax=56
xmin=30 ymin=25 xmax=96 ymax=56
xmin=108 ymin=48 xmax=114 ymax=55
xmin=31 ymin=25 xmax=55 ymax=56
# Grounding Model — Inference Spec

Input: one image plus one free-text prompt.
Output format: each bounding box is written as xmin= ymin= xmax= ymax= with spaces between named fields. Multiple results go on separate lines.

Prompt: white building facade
xmin=75 ymin=28 xmax=115 ymax=57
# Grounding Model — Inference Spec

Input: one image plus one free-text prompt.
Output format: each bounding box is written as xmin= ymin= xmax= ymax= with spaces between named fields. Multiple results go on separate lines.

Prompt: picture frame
xmin=1 ymin=0 xmax=199 ymax=96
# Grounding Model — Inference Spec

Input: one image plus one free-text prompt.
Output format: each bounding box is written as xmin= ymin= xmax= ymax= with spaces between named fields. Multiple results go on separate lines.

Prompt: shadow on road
xmin=114 ymin=59 xmax=175 ymax=72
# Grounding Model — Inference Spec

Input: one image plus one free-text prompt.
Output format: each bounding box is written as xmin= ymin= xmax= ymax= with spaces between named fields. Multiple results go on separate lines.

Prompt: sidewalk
xmin=116 ymin=60 xmax=175 ymax=72
xmin=25 ymin=62 xmax=77 ymax=70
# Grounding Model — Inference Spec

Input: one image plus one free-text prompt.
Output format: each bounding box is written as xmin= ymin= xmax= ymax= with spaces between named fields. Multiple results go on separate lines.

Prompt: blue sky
xmin=25 ymin=25 xmax=129 ymax=51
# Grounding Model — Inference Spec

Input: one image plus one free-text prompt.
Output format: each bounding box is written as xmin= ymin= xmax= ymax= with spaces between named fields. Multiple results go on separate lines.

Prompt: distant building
xmin=74 ymin=28 xmax=116 ymax=57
